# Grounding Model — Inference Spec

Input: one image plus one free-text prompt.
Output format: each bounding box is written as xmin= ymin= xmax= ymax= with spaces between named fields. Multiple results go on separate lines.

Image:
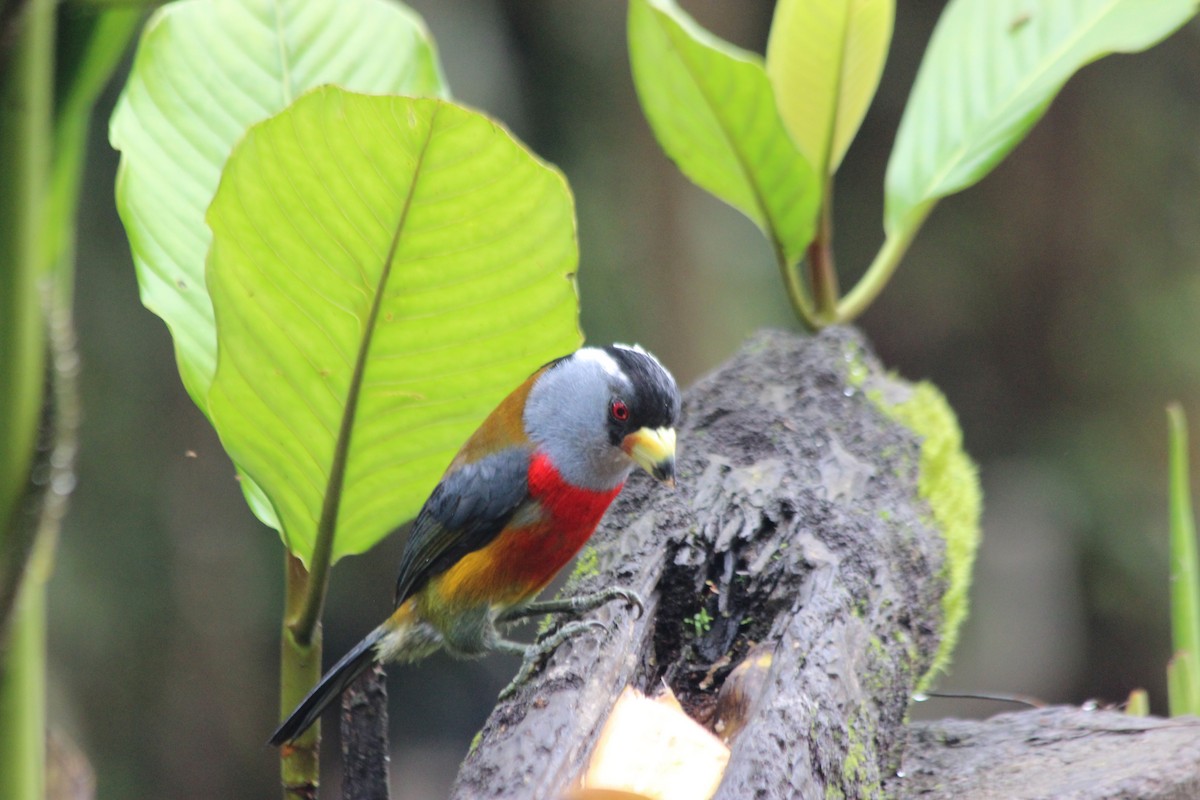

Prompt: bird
xmin=269 ymin=343 xmax=681 ymax=746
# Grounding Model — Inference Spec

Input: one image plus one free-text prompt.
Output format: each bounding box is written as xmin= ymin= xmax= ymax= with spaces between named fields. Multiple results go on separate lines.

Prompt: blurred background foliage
xmin=48 ymin=0 xmax=1199 ymax=797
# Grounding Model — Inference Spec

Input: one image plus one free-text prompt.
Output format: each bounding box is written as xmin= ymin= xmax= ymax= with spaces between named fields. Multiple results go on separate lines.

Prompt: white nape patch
xmin=612 ymin=342 xmax=670 ymax=375
xmin=574 ymin=347 xmax=623 ymax=379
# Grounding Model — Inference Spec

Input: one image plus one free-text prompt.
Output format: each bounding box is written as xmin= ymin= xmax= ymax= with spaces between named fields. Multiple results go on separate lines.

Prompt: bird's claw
xmin=603 ymin=586 xmax=644 ymax=619
xmin=498 ymin=619 xmax=611 ymax=701
xmin=536 ymin=617 xmax=610 ymax=644
xmin=498 ymin=586 xmax=645 ymax=623
xmin=568 ymin=585 xmax=642 ymax=619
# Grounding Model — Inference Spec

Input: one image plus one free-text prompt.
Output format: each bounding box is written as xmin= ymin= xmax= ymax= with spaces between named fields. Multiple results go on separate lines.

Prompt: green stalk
xmin=47 ymin=8 xmax=144 ymax=301
xmin=1166 ymin=403 xmax=1200 ymax=715
xmin=0 ymin=0 xmax=53 ymax=597
xmin=280 ymin=552 xmax=322 ymax=800
xmin=0 ymin=3 xmax=53 ymax=797
xmin=806 ymin=178 xmax=840 ymax=322
xmin=0 ymin=583 xmax=46 ymax=800
xmin=774 ymin=239 xmax=819 ymax=331
xmin=835 ymin=201 xmax=932 ymax=324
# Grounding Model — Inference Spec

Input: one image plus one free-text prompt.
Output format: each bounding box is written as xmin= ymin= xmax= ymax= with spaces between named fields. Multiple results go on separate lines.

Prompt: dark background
xmin=50 ymin=1 xmax=1200 ymax=797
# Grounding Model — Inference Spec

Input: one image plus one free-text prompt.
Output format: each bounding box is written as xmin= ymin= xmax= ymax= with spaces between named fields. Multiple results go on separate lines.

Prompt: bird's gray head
xmin=524 ymin=344 xmax=681 ymax=492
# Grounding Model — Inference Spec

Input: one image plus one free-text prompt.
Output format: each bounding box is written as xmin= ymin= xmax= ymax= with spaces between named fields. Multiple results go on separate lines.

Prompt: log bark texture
xmin=453 ymin=327 xmax=947 ymax=799
xmin=340 ymin=663 xmax=389 ymax=800
xmin=890 ymin=707 xmax=1200 ymax=800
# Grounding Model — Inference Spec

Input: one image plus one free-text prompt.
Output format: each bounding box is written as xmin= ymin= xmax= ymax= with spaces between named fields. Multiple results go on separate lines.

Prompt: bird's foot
xmin=495 ymin=619 xmax=610 ymax=701
xmin=497 ymin=586 xmax=644 ymax=623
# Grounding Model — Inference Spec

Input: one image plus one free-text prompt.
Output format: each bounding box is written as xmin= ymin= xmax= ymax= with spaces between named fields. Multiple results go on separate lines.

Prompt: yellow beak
xmin=622 ymin=426 xmax=677 ymax=487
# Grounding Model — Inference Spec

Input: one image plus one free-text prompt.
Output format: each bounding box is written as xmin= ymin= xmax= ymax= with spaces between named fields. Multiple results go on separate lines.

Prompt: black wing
xmin=393 ymin=447 xmax=532 ymax=607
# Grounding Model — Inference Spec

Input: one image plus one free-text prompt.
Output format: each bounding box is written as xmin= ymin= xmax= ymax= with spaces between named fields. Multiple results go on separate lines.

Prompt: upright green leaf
xmin=628 ymin=0 xmax=819 ymax=265
xmin=885 ymin=0 xmax=1198 ymax=236
xmin=206 ymin=88 xmax=581 ymax=565
xmin=110 ymin=0 xmax=447 ymax=411
xmin=767 ymin=0 xmax=894 ymax=177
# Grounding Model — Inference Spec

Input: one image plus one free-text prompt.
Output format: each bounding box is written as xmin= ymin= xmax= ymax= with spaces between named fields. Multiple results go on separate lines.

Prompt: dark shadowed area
xmin=49 ymin=1 xmax=1200 ymax=797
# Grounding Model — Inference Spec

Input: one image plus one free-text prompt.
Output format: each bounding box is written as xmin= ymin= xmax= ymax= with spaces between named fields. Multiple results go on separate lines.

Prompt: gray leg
xmin=496 ymin=586 xmax=644 ymax=623
xmin=490 ymin=637 xmax=527 ymax=658
xmin=496 ymin=619 xmax=610 ymax=701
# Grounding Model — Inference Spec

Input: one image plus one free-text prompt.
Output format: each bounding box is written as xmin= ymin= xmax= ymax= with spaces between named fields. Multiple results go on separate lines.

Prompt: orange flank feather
xmin=430 ymin=452 xmax=622 ymax=609
xmin=449 ymin=366 xmax=549 ymax=468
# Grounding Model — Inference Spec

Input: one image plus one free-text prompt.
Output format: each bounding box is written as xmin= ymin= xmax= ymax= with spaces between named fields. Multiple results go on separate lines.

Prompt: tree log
xmin=453 ymin=327 xmax=948 ymax=799
xmin=890 ymin=707 xmax=1200 ymax=799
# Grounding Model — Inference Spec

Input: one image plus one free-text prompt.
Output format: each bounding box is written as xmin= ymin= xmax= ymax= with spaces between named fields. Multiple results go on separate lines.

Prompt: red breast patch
xmin=527 ymin=451 xmax=623 ymax=526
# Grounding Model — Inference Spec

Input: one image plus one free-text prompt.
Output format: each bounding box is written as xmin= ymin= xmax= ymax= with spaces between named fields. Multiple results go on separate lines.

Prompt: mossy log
xmin=452 ymin=327 xmax=963 ymax=799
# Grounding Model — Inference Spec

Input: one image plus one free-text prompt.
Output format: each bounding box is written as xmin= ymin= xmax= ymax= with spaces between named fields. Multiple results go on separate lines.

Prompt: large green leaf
xmin=110 ymin=0 xmax=446 ymax=530
xmin=628 ymin=0 xmax=819 ymax=264
xmin=205 ymin=88 xmax=581 ymax=565
xmin=885 ymin=0 xmax=1198 ymax=236
xmin=110 ymin=0 xmax=447 ymax=411
xmin=767 ymin=0 xmax=894 ymax=178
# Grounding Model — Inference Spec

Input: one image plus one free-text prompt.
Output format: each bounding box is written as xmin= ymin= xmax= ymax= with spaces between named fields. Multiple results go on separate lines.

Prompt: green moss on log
xmin=870 ymin=380 xmax=982 ymax=690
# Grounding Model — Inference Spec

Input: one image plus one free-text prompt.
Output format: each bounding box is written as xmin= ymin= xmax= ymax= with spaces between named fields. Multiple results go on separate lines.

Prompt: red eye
xmin=610 ymin=399 xmax=630 ymax=422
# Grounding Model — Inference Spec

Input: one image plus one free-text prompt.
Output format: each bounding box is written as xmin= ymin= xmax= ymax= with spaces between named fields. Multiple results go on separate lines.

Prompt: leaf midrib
xmin=294 ymin=99 xmax=441 ymax=639
xmin=819 ymin=0 xmax=853 ymax=177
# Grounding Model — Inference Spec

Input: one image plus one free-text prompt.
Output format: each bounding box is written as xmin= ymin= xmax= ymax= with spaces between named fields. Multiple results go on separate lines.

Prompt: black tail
xmin=268 ymin=627 xmax=384 ymax=746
